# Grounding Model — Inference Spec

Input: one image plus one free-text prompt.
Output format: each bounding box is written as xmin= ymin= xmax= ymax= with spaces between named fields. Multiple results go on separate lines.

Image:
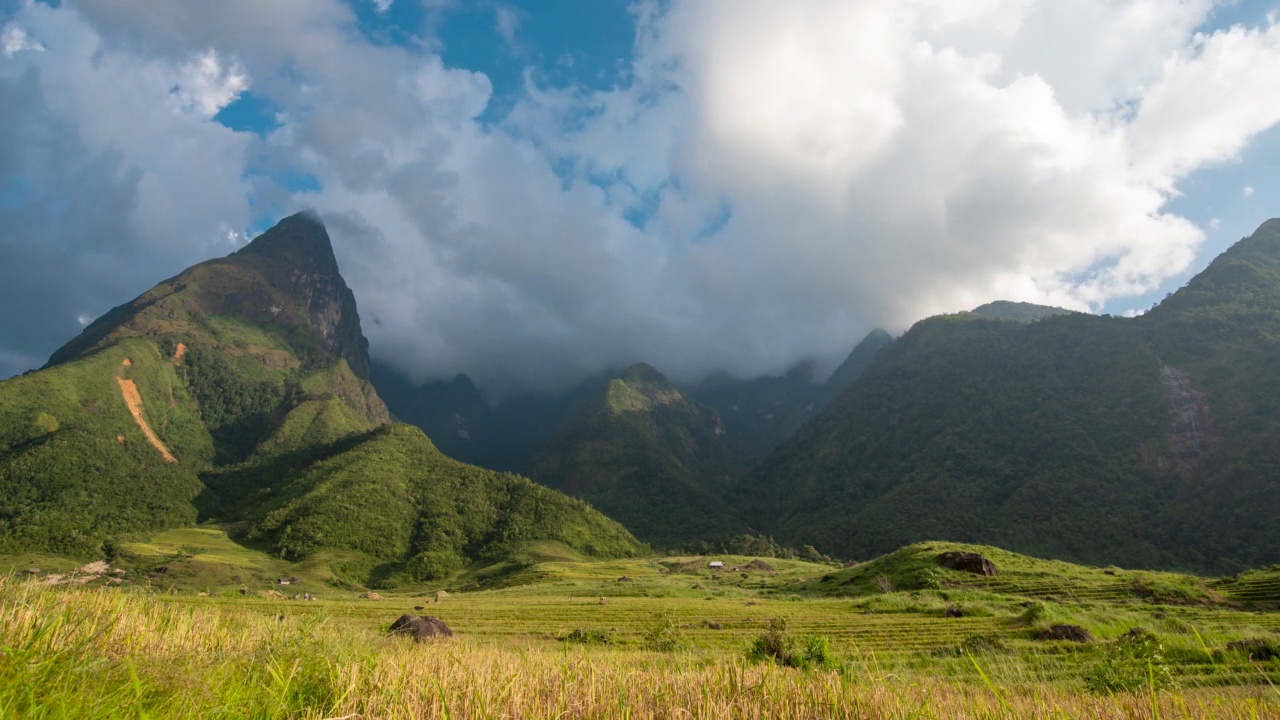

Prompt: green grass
xmin=6 ymin=538 xmax=1280 ymax=718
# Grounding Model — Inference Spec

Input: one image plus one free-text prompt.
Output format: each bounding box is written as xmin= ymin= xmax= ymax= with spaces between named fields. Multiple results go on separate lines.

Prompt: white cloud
xmin=494 ymin=5 xmax=525 ymax=50
xmin=170 ymin=50 xmax=248 ymax=118
xmin=1244 ymin=185 xmax=1256 ymax=196
xmin=2 ymin=24 xmax=45 ymax=57
xmin=4 ymin=0 xmax=1280 ymax=393
xmin=372 ymin=0 xmax=393 ymax=13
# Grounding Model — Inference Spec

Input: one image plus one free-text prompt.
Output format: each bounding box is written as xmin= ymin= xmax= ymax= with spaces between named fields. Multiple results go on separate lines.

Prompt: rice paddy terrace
xmin=6 ymin=530 xmax=1280 ymax=697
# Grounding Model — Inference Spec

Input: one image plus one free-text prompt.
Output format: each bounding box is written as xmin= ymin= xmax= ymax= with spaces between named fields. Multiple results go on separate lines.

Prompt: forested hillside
xmin=741 ymin=219 xmax=1280 ymax=573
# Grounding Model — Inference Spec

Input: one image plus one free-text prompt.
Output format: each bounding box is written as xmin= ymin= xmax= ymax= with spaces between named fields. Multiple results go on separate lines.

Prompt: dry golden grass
xmin=2 ymin=576 xmax=1279 ymax=719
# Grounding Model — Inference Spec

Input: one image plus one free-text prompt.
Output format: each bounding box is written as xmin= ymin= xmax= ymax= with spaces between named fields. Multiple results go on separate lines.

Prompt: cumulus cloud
xmin=3 ymin=0 xmax=1280 ymax=394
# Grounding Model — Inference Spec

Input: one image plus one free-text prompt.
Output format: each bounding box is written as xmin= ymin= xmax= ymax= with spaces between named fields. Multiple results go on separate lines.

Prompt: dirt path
xmin=116 ymin=377 xmax=178 ymax=463
xmin=173 ymin=342 xmax=187 ymax=362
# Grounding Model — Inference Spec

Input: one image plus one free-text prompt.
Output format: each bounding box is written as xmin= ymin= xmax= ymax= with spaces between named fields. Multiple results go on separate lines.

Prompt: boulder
xmin=389 ymin=614 xmax=454 ymax=641
xmin=1035 ymin=625 xmax=1093 ymax=643
xmin=360 ymin=592 xmax=383 ymax=600
xmin=944 ymin=606 xmax=965 ymax=618
xmin=1226 ymin=639 xmax=1279 ymax=661
xmin=935 ymin=552 xmax=997 ymax=577
xmin=434 ymin=590 xmax=450 ymax=601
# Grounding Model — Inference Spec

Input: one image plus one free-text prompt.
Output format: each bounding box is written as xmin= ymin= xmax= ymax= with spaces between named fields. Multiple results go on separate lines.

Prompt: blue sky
xmin=3 ymin=0 xmax=1280 ymax=390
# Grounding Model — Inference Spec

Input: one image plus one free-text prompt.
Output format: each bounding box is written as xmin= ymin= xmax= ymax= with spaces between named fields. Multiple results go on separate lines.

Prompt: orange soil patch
xmin=116 ymin=435 xmax=125 ymax=444
xmin=173 ymin=342 xmax=187 ymax=363
xmin=121 ymin=358 xmax=132 ymax=367
xmin=115 ymin=377 xmax=177 ymax=463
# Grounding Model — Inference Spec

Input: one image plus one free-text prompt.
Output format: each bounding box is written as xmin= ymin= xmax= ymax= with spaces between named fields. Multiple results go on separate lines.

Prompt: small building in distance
xmin=708 ymin=561 xmax=724 ymax=569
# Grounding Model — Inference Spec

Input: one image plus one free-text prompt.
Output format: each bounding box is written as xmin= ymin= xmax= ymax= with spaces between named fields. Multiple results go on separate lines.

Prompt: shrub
xmin=746 ymin=618 xmax=839 ymax=670
xmin=564 ymin=628 xmax=613 ymax=645
xmin=643 ymin=612 xmax=687 ymax=653
xmin=1084 ymin=628 xmax=1177 ymax=695
xmin=1018 ymin=602 xmax=1047 ymax=625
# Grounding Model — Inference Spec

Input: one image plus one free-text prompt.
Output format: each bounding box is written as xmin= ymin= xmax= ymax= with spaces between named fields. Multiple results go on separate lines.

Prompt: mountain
xmin=689 ymin=362 xmax=822 ymax=461
xmin=965 ymin=301 xmax=1079 ymax=323
xmin=369 ymin=364 xmax=489 ymax=465
xmin=740 ymin=219 xmax=1280 ymax=574
xmin=691 ymin=329 xmax=894 ymax=457
xmin=0 ymin=213 xmax=644 ymax=579
xmin=370 ymin=363 xmax=612 ymax=473
xmin=528 ymin=363 xmax=751 ymax=545
xmin=815 ymin=328 xmax=895 ymax=408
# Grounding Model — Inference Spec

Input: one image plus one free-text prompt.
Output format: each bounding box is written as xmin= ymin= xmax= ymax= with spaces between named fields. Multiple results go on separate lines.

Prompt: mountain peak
xmin=966 ymin=301 xmax=1077 ymax=323
xmin=620 ymin=362 xmax=670 ymax=388
xmin=45 ymin=212 xmax=372 ymax=379
xmin=233 ymin=211 xmax=339 ymax=278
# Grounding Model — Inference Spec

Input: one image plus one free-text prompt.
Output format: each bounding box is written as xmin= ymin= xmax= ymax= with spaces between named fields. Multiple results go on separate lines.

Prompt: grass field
xmin=4 ymin=528 xmax=1280 ymax=718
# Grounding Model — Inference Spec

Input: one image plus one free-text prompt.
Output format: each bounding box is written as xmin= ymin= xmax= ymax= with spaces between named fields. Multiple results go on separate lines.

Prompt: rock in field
xmin=1035 ymin=625 xmax=1093 ymax=643
xmin=935 ymin=552 xmax=998 ymax=576
xmin=1226 ymin=638 xmax=1279 ymax=660
xmin=389 ymin=614 xmax=455 ymax=641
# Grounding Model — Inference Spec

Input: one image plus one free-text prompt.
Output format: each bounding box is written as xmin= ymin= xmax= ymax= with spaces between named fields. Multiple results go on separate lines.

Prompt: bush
xmin=1084 ymin=628 xmax=1177 ymax=695
xmin=643 ymin=612 xmax=687 ymax=653
xmin=564 ymin=628 xmax=613 ymax=645
xmin=1018 ymin=602 xmax=1047 ymax=625
xmin=746 ymin=618 xmax=839 ymax=670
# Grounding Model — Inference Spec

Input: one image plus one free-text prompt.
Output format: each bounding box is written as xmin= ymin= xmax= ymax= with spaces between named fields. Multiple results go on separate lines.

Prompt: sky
xmin=1 ymin=0 xmax=1279 ymax=396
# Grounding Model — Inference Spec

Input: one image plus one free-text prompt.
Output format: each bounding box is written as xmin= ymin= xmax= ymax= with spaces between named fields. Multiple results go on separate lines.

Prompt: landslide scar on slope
xmin=115 ymin=376 xmax=178 ymax=463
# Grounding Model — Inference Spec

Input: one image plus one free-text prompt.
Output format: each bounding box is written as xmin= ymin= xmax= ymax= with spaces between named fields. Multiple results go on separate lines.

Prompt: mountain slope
xmin=529 ymin=363 xmax=749 ymax=544
xmin=965 ymin=301 xmax=1079 ymax=323
xmin=691 ymin=329 xmax=894 ymax=458
xmin=815 ymin=328 xmax=894 ymax=409
xmin=0 ymin=213 xmax=645 ymax=577
xmin=743 ymin=219 xmax=1280 ymax=573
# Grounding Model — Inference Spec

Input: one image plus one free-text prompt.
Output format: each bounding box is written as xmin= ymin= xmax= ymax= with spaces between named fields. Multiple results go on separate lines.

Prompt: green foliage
xmin=246 ymin=424 xmax=646 ymax=584
xmin=744 ymin=219 xmax=1280 ymax=573
xmin=1084 ymin=628 xmax=1177 ymax=695
xmin=966 ymin=301 xmax=1078 ymax=323
xmin=529 ymin=364 xmax=750 ymax=544
xmin=565 ymin=628 xmax=614 ymax=645
xmin=0 ymin=342 xmax=208 ymax=557
xmin=1019 ymin=602 xmax=1048 ymax=625
xmin=746 ymin=618 xmax=838 ymax=670
xmin=643 ymin=611 xmax=687 ymax=653
xmin=181 ymin=345 xmax=287 ymax=463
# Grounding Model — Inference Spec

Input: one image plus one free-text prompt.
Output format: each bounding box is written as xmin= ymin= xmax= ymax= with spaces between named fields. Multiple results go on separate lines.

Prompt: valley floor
xmin=4 ymin=529 xmax=1280 ymax=718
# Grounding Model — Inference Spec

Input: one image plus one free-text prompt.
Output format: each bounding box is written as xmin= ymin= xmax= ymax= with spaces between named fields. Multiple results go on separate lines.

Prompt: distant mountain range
xmin=6 ymin=210 xmax=1280 ymax=576
xmin=371 ymin=328 xmax=894 ymax=545
xmin=0 ymin=213 xmax=644 ymax=584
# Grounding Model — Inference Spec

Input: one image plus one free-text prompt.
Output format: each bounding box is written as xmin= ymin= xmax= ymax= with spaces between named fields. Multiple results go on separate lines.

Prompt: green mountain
xmin=370 ymin=363 xmax=614 ymax=473
xmin=0 ymin=213 xmax=644 ymax=580
xmin=965 ymin=301 xmax=1079 ymax=323
xmin=815 ymin=328 xmax=894 ymax=408
xmin=529 ymin=363 xmax=750 ymax=545
xmin=691 ymin=329 xmax=894 ymax=458
xmin=741 ymin=219 xmax=1280 ymax=574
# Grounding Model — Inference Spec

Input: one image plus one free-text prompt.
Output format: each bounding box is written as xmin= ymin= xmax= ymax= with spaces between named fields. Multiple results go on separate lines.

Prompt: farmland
xmin=3 ymin=528 xmax=1280 ymax=718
